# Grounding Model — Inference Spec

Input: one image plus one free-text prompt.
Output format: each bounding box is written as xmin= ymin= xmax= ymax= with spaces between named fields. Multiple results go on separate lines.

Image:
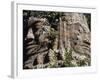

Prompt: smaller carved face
xmin=70 ymin=23 xmax=91 ymax=56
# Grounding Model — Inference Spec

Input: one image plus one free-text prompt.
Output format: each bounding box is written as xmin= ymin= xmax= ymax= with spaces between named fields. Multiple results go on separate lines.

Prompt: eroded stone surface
xmin=23 ymin=13 xmax=91 ymax=69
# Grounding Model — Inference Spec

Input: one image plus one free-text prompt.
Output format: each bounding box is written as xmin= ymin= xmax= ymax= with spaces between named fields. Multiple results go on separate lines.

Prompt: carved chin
xmin=73 ymin=44 xmax=90 ymax=56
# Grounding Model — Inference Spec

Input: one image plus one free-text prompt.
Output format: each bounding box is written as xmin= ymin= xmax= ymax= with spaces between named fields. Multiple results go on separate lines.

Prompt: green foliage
xmin=63 ymin=48 xmax=90 ymax=67
xmin=77 ymin=60 xmax=86 ymax=66
xmin=63 ymin=48 xmax=75 ymax=67
xmin=48 ymin=62 xmax=57 ymax=68
xmin=77 ymin=57 xmax=90 ymax=66
xmin=48 ymin=50 xmax=58 ymax=68
xmin=44 ymin=28 xmax=58 ymax=40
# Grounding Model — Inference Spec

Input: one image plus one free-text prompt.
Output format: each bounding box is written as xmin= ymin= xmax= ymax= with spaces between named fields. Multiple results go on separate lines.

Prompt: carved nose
xmin=25 ymin=28 xmax=34 ymax=40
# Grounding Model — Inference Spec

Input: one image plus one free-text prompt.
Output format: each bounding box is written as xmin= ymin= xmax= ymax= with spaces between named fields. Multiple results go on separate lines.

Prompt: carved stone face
xmin=61 ymin=13 xmax=91 ymax=67
xmin=70 ymin=23 xmax=91 ymax=56
xmin=23 ymin=17 xmax=50 ymax=69
xmin=62 ymin=13 xmax=91 ymax=57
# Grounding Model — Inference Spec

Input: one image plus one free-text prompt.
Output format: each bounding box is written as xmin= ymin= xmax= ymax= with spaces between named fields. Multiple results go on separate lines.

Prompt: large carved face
xmin=24 ymin=17 xmax=52 ymax=56
xmin=63 ymin=13 xmax=91 ymax=56
xmin=23 ymin=17 xmax=51 ymax=69
xmin=61 ymin=13 xmax=91 ymax=67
